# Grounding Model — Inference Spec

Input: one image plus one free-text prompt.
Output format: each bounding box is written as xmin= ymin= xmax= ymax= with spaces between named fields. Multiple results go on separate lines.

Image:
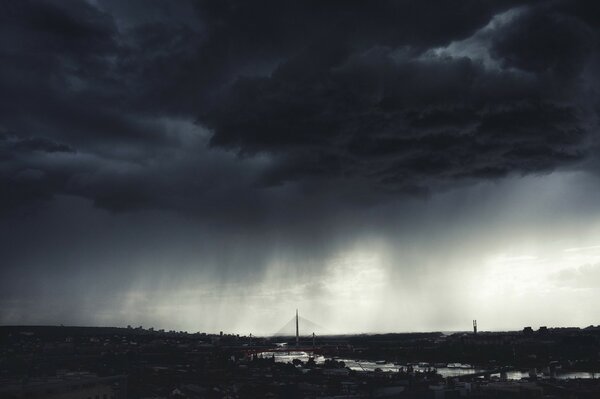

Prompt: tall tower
xmin=473 ymin=320 xmax=477 ymax=335
xmin=295 ymin=309 xmax=299 ymax=347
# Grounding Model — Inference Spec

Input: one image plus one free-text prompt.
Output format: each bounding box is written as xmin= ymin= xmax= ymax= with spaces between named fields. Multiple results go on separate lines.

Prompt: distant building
xmin=538 ymin=326 xmax=547 ymax=334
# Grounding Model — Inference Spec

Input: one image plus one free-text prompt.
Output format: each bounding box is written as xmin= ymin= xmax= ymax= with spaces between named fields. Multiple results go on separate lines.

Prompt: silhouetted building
xmin=538 ymin=326 xmax=548 ymax=335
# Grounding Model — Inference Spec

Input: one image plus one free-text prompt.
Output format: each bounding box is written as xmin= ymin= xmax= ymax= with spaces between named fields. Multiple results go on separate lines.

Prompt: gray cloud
xmin=553 ymin=263 xmax=600 ymax=289
xmin=5 ymin=0 xmax=597 ymax=215
xmin=2 ymin=0 xmax=600 ymax=332
xmin=0 ymin=0 xmax=597 ymax=217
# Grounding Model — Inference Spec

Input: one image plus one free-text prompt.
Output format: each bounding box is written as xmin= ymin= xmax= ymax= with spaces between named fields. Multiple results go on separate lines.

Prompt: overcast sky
xmin=1 ymin=0 xmax=600 ymax=335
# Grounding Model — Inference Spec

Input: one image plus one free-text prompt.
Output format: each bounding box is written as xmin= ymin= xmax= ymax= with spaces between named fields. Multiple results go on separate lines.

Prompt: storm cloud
xmin=0 ymin=0 xmax=598 ymax=213
xmin=1 ymin=0 xmax=600 ymax=333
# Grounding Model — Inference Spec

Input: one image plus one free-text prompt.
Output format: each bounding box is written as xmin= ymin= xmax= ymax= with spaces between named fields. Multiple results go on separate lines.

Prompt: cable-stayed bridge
xmin=273 ymin=311 xmax=328 ymax=337
xmin=241 ymin=310 xmax=348 ymax=356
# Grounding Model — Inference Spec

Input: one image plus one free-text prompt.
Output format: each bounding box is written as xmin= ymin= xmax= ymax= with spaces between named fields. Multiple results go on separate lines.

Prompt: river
xmin=260 ymin=351 xmax=597 ymax=380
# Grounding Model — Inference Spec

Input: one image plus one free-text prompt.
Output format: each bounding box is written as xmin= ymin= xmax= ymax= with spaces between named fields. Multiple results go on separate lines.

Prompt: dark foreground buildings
xmin=2 ymin=325 xmax=600 ymax=398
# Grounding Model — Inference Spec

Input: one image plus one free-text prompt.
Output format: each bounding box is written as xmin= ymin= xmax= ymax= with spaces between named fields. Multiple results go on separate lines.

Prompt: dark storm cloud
xmin=204 ymin=2 xmax=598 ymax=192
xmin=0 ymin=0 xmax=599 ymax=214
xmin=3 ymin=136 xmax=74 ymax=154
xmin=206 ymin=52 xmax=587 ymax=191
xmin=5 ymin=0 xmax=600 ymax=333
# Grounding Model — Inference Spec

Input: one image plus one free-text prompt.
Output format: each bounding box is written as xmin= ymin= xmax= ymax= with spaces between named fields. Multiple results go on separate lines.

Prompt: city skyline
xmin=2 ymin=1 xmax=600 ymax=335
